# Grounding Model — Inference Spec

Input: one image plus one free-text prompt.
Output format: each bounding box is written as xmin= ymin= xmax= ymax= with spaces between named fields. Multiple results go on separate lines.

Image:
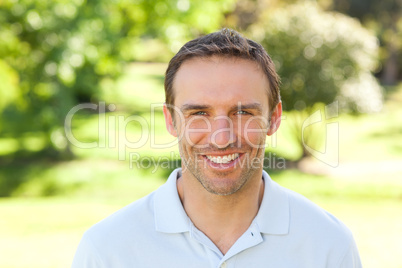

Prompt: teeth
xmin=206 ymin=153 xmax=239 ymax=164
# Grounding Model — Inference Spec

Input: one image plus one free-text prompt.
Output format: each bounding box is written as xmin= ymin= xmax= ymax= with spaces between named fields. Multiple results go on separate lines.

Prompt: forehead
xmin=173 ymin=56 xmax=270 ymax=108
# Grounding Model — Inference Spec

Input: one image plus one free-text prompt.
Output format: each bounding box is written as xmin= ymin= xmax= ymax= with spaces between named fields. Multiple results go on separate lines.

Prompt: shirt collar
xmin=154 ymin=168 xmax=290 ymax=235
xmin=254 ymin=170 xmax=290 ymax=235
xmin=154 ymin=168 xmax=191 ymax=233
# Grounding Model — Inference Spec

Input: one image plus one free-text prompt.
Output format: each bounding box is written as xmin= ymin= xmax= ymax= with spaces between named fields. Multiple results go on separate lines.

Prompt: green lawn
xmin=1 ymin=186 xmax=401 ymax=268
xmin=0 ymin=63 xmax=401 ymax=267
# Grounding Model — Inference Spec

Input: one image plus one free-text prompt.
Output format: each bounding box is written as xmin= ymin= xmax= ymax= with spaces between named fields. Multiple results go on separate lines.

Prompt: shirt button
xmin=221 ymin=262 xmax=227 ymax=268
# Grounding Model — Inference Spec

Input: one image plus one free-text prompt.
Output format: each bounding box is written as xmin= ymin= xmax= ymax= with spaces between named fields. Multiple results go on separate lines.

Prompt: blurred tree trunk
xmin=382 ymin=43 xmax=399 ymax=85
xmin=381 ymin=15 xmax=400 ymax=85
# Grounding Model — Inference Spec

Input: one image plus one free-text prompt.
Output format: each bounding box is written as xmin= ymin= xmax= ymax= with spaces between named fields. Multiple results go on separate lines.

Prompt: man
xmin=72 ymin=29 xmax=361 ymax=267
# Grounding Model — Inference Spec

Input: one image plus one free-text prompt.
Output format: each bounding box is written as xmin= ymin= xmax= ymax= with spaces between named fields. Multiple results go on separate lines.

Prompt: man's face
xmin=164 ymin=56 xmax=281 ymax=196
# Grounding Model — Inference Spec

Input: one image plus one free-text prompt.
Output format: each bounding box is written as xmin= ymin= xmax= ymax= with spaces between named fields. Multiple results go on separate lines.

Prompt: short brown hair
xmin=164 ymin=28 xmax=281 ymax=116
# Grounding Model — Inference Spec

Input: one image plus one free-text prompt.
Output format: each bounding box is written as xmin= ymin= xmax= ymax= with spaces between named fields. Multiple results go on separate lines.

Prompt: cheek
xmin=183 ymin=118 xmax=211 ymax=146
xmin=240 ymin=119 xmax=267 ymax=147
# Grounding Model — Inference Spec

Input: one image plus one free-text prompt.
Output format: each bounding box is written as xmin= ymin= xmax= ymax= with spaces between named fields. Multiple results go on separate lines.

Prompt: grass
xmin=0 ymin=63 xmax=402 ymax=267
xmin=318 ymin=199 xmax=402 ymax=268
xmin=0 ymin=197 xmax=125 ymax=268
xmin=1 ymin=188 xmax=401 ymax=268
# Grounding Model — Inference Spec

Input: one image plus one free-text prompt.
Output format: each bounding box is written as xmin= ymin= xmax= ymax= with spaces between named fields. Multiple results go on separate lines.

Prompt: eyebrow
xmin=180 ymin=102 xmax=263 ymax=113
xmin=180 ymin=104 xmax=211 ymax=112
xmin=230 ymin=103 xmax=263 ymax=113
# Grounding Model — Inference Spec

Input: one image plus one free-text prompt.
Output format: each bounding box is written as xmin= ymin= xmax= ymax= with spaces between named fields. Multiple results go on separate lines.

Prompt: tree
xmin=0 ymin=0 xmax=236 ymax=158
xmin=247 ymin=2 xmax=383 ymax=158
xmin=328 ymin=0 xmax=402 ymax=85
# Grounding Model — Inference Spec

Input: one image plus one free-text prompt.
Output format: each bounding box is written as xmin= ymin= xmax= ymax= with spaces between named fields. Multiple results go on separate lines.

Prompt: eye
xmin=236 ymin=110 xmax=250 ymax=115
xmin=193 ymin=111 xmax=207 ymax=116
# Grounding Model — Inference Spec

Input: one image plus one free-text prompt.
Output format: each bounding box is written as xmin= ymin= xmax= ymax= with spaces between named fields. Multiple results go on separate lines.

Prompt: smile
xmin=205 ymin=153 xmax=240 ymax=164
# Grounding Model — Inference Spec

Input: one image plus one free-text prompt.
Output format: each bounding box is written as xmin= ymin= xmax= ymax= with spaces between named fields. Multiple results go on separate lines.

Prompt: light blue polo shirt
xmin=72 ymin=168 xmax=361 ymax=268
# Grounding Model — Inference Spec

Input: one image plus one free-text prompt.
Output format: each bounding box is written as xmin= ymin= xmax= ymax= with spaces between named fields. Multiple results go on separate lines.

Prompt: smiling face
xmin=164 ymin=56 xmax=281 ymax=196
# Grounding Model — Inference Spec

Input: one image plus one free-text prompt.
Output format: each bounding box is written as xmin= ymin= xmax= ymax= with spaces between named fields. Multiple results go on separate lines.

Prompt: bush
xmin=249 ymin=2 xmax=383 ymax=113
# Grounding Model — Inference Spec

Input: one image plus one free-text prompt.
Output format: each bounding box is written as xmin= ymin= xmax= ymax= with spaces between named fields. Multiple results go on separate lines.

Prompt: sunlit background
xmin=0 ymin=0 xmax=401 ymax=267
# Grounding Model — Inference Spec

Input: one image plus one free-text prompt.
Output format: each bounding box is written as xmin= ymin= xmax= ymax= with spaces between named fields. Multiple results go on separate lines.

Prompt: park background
xmin=0 ymin=0 xmax=402 ymax=267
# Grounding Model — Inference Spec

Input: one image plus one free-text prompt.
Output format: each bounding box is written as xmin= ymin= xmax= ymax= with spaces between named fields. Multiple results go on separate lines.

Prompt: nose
xmin=209 ymin=116 xmax=237 ymax=149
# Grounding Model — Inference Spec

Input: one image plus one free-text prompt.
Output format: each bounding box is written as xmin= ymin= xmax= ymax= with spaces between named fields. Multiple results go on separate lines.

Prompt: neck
xmin=177 ymin=170 xmax=265 ymax=254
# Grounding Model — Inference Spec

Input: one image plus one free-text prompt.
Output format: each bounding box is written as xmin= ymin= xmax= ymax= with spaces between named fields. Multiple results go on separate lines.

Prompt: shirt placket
xmin=190 ymin=222 xmax=264 ymax=268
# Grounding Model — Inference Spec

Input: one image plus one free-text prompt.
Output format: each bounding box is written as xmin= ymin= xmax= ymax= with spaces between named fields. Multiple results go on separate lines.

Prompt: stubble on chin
xmin=181 ymin=152 xmax=265 ymax=196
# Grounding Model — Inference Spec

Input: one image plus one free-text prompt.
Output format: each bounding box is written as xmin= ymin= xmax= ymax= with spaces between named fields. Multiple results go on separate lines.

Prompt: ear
xmin=163 ymin=104 xmax=178 ymax=137
xmin=267 ymin=102 xmax=282 ymax=136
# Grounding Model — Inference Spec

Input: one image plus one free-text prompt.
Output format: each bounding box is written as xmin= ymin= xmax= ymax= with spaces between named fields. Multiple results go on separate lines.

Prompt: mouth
xmin=198 ymin=151 xmax=245 ymax=171
xmin=205 ymin=153 xmax=240 ymax=164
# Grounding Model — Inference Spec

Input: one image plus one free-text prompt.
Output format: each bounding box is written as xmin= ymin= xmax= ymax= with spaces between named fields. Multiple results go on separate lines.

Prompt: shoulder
xmin=266 ymin=181 xmax=361 ymax=266
xmin=274 ymin=182 xmax=353 ymax=239
xmin=279 ymin=184 xmax=360 ymax=264
xmin=85 ymin=191 xmax=157 ymax=244
xmin=71 ymin=191 xmax=160 ymax=268
xmin=74 ymin=168 xmax=183 ymax=263
xmin=283 ymin=185 xmax=353 ymax=239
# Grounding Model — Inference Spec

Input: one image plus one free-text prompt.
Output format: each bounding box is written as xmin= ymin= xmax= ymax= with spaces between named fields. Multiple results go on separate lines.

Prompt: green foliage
xmin=0 ymin=60 xmax=20 ymax=134
xmin=247 ymin=2 xmax=384 ymax=159
xmin=0 ymin=0 xmax=236 ymax=156
xmin=329 ymin=0 xmax=402 ymax=85
xmin=248 ymin=2 xmax=383 ymax=113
